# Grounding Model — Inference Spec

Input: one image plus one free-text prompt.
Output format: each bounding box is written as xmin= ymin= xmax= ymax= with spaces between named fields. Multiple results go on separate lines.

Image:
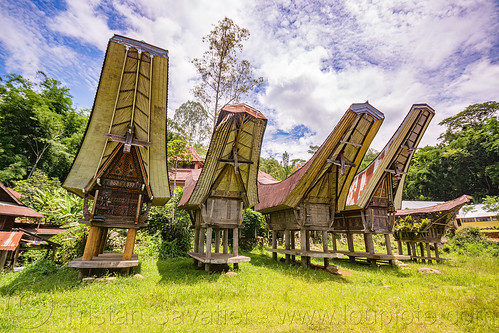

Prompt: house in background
xmin=457 ymin=204 xmax=499 ymax=239
xmin=169 ymin=146 xmax=204 ymax=189
xmin=0 ymin=182 xmax=58 ymax=270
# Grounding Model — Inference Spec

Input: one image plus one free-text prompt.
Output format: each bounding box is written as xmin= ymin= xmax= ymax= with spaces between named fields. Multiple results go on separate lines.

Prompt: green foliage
xmin=192 ymin=17 xmax=263 ymax=128
xmin=358 ymin=148 xmax=379 ymax=172
xmin=483 ymin=195 xmax=499 ymax=212
xmin=145 ymin=187 xmax=192 ymax=258
xmin=14 ymin=171 xmax=60 ymax=207
xmin=404 ymin=101 xmax=499 ymax=200
xmin=167 ymin=139 xmax=191 ymax=169
xmin=259 ymin=156 xmax=286 ymax=180
xmin=0 ymin=73 xmax=88 ymax=185
xmin=240 ymin=209 xmax=267 ymax=250
xmin=15 ymin=171 xmax=83 ymax=226
xmin=171 ymin=101 xmax=210 ymax=146
xmin=393 ymin=216 xmax=430 ymax=239
xmin=50 ymin=224 xmax=88 ymax=264
xmin=446 ymin=227 xmax=499 ymax=257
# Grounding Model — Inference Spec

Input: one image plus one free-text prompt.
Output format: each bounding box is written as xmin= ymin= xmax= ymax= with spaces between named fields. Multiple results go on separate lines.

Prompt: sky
xmin=1 ymin=0 xmax=498 ymax=161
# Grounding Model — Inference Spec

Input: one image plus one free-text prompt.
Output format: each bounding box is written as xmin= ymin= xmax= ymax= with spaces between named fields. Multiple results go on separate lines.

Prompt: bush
xmin=447 ymin=227 xmax=499 ymax=256
xmin=240 ymin=209 xmax=267 ymax=250
xmin=50 ymin=224 xmax=88 ymax=264
xmin=145 ymin=187 xmax=192 ymax=258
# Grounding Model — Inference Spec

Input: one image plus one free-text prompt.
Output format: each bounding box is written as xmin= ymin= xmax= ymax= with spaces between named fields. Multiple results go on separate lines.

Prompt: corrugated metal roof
xmin=0 ymin=202 xmax=44 ymax=218
xmin=0 ymin=231 xmax=23 ymax=251
xmin=457 ymin=203 xmax=499 ymax=219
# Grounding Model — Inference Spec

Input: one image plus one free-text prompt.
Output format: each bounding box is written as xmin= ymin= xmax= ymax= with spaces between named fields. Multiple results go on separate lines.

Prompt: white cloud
xmin=0 ymin=0 xmax=497 ymax=161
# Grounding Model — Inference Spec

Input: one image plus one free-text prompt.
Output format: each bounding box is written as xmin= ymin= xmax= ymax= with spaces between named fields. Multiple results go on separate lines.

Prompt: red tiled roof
xmin=0 ymin=231 xmax=23 ymax=251
xmin=178 ymin=169 xmax=202 ymax=207
xmin=188 ymin=146 xmax=204 ymax=163
xmin=396 ymin=195 xmax=472 ymax=216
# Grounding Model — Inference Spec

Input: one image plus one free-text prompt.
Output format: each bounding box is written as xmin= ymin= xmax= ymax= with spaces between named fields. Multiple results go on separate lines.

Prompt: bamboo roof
xmin=178 ymin=104 xmax=267 ymax=210
xmin=255 ymin=102 xmax=384 ymax=214
xmin=345 ymin=104 xmax=435 ymax=211
xmin=63 ymin=35 xmax=170 ymax=205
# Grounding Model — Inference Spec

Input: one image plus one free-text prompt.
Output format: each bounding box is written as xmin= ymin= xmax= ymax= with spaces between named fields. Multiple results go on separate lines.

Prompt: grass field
xmin=0 ymin=249 xmax=497 ymax=332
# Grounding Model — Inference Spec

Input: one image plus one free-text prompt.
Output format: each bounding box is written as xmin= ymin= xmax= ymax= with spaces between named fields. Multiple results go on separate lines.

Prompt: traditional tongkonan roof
xmin=396 ymin=195 xmax=472 ymax=217
xmin=345 ymin=104 xmax=435 ymax=211
xmin=178 ymin=104 xmax=267 ymax=210
xmin=255 ymin=102 xmax=384 ymax=214
xmin=63 ymin=35 xmax=170 ymax=205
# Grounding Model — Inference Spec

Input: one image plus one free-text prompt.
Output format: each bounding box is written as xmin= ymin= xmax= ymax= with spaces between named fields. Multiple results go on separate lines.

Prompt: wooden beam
xmin=123 ymin=228 xmax=137 ymax=261
xmin=322 ymin=231 xmax=329 ymax=267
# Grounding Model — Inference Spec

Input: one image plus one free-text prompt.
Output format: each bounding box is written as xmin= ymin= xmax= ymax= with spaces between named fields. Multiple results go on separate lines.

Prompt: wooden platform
xmin=335 ymin=250 xmax=411 ymax=261
xmin=68 ymin=253 xmax=139 ymax=269
xmin=410 ymin=255 xmax=450 ymax=261
xmin=188 ymin=252 xmax=251 ymax=264
xmin=266 ymin=248 xmax=344 ymax=258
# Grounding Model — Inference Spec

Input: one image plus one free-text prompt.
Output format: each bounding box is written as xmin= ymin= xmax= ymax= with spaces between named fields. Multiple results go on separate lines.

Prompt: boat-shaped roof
xmin=255 ymin=102 xmax=384 ymax=214
xmin=178 ymin=104 xmax=267 ymax=210
xmin=63 ymin=35 xmax=170 ymax=205
xmin=345 ymin=104 xmax=435 ymax=210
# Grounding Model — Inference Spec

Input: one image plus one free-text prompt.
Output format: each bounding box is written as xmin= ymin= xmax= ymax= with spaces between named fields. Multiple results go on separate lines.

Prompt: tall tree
xmin=192 ymin=17 xmax=263 ymax=129
xmin=0 ymin=73 xmax=87 ymax=184
xmin=172 ymin=101 xmax=210 ymax=145
xmin=404 ymin=101 xmax=498 ymax=201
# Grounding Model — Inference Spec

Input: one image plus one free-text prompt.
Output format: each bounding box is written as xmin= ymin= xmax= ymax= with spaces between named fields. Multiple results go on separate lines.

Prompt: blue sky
xmin=1 ymin=0 xmax=498 ymax=160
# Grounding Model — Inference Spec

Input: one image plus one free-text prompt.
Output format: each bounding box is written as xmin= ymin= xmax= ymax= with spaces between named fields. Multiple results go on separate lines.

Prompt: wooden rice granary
xmin=335 ymin=104 xmax=435 ymax=265
xmin=178 ymin=104 xmax=267 ymax=272
xmin=63 ymin=35 xmax=170 ymax=276
xmin=394 ymin=195 xmax=471 ymax=263
xmin=255 ymin=103 xmax=384 ymax=269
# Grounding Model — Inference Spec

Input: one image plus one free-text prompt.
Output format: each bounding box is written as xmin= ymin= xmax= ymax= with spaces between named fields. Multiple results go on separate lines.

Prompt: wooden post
xmin=426 ymin=243 xmax=432 ymax=264
xmin=223 ymin=229 xmax=229 ymax=254
xmin=419 ymin=242 xmax=425 ymax=263
xmin=300 ymin=229 xmax=308 ymax=268
xmin=82 ymin=226 xmax=101 ymax=261
xmin=411 ymin=242 xmax=417 ymax=261
xmin=214 ymin=229 xmax=220 ymax=253
xmin=193 ymin=228 xmax=200 ymax=253
xmin=98 ymin=228 xmax=108 ymax=254
xmin=434 ymin=243 xmax=440 ymax=260
xmin=397 ymin=240 xmax=403 ymax=255
xmin=206 ymin=227 xmax=212 ymax=258
xmin=406 ymin=242 xmax=412 ymax=256
xmin=12 ymin=246 xmax=20 ymax=268
xmin=272 ymin=230 xmax=277 ymax=261
xmin=305 ymin=230 xmax=311 ymax=266
xmin=198 ymin=228 xmax=205 ymax=255
xmin=322 ymin=231 xmax=329 ymax=267
xmin=285 ymin=230 xmax=291 ymax=264
xmin=291 ymin=231 xmax=296 ymax=262
xmin=384 ymin=234 xmax=392 ymax=255
xmin=193 ymin=227 xmax=200 ymax=266
xmin=364 ymin=233 xmax=375 ymax=254
xmin=0 ymin=251 xmax=8 ymax=271
xmin=233 ymin=228 xmax=239 ymax=256
xmin=332 ymin=233 xmax=337 ymax=252
xmin=123 ymin=228 xmax=137 ymax=261
xmin=347 ymin=232 xmax=355 ymax=263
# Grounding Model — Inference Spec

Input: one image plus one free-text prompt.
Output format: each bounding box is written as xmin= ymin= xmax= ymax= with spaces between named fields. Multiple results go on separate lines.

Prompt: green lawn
xmin=0 ymin=250 xmax=497 ymax=332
